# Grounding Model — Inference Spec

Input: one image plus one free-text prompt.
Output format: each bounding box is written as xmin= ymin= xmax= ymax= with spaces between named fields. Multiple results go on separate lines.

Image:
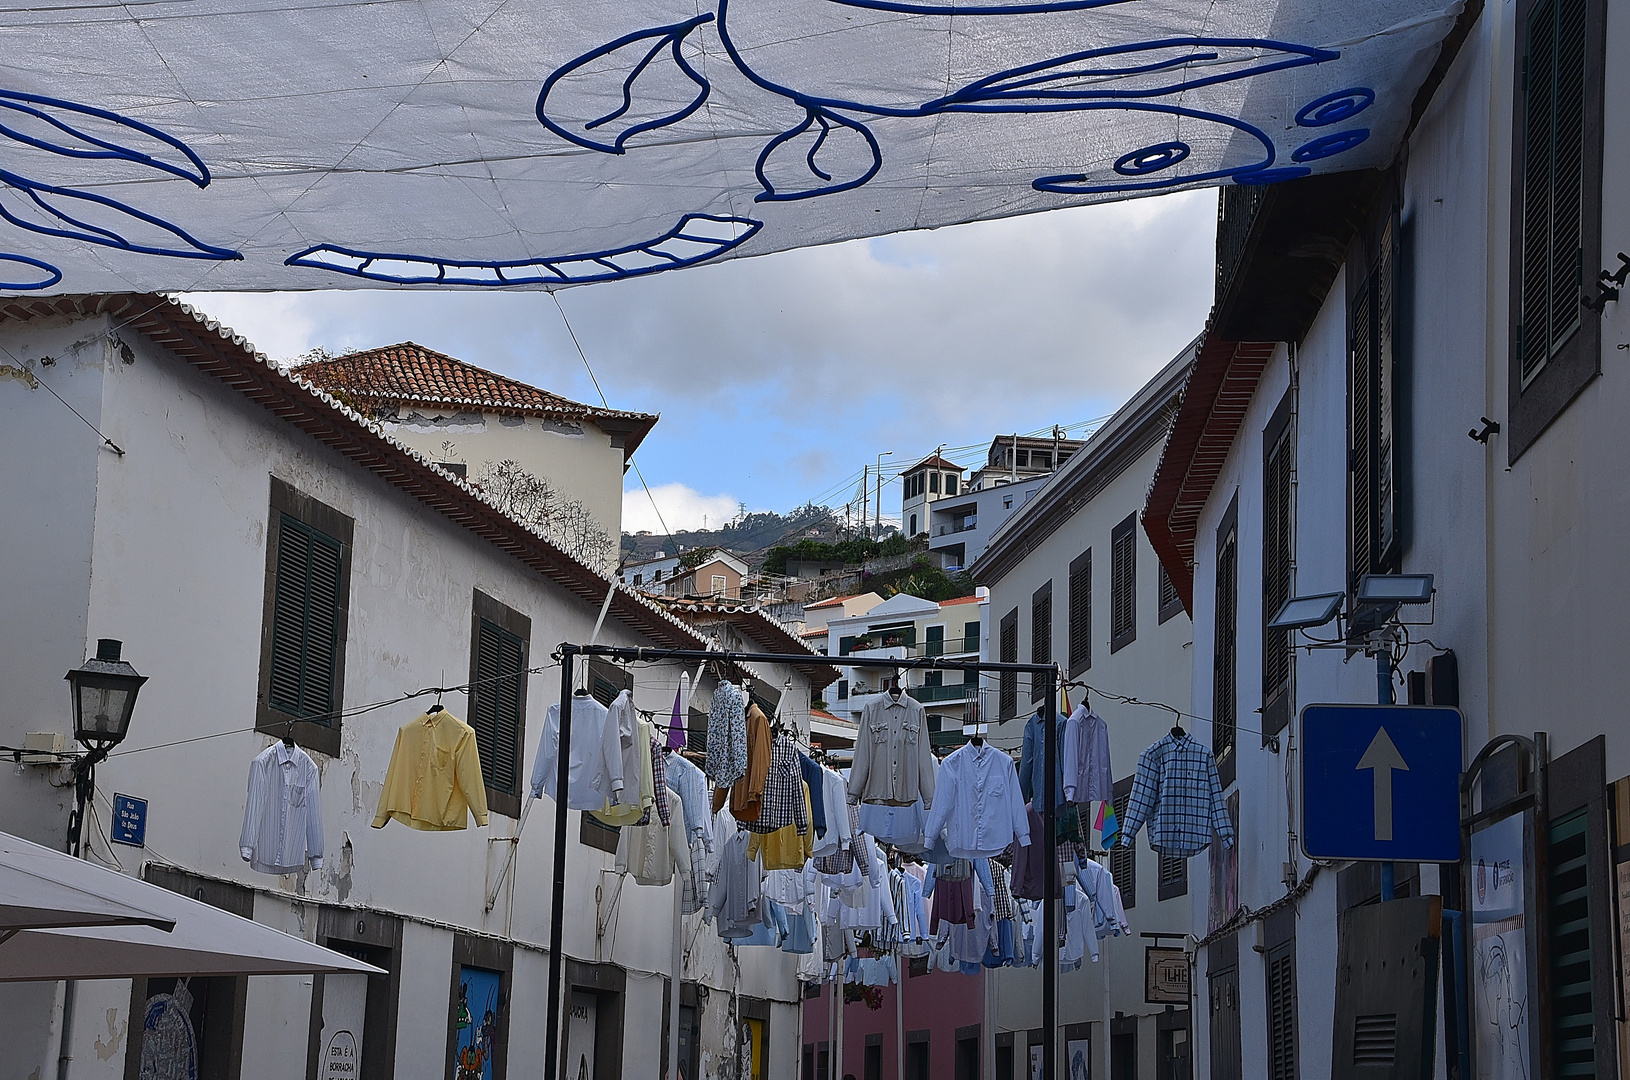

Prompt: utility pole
xmin=875 ymin=451 xmax=893 ymax=537
xmin=861 ymin=465 xmax=869 ymax=538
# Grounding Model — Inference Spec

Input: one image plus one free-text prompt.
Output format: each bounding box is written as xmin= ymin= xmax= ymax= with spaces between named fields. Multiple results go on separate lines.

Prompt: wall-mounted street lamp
xmin=64 ymin=639 xmax=146 ymax=857
xmin=1267 ymin=592 xmax=1345 ymax=632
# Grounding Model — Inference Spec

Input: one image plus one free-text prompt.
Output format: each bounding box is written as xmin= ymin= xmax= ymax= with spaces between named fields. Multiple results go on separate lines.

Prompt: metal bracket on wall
xmin=1582 ymin=252 xmax=1630 ymax=313
xmin=1467 ymin=417 xmax=1500 ymax=444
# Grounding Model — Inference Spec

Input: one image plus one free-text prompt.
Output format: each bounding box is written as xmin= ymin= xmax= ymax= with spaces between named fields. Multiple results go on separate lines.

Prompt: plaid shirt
xmin=745 ymin=737 xmax=809 ymax=835
xmin=1118 ymin=733 xmax=1234 ymax=858
xmin=636 ymin=737 xmax=672 ymax=827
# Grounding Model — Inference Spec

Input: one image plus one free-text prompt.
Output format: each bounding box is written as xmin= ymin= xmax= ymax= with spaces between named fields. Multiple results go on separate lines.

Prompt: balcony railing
xmin=908 ymin=683 xmax=976 ymax=703
xmin=934 ymin=517 xmax=977 ymax=536
xmin=908 ymin=636 xmax=980 ymax=657
xmin=1216 ymin=183 xmax=1268 ymax=306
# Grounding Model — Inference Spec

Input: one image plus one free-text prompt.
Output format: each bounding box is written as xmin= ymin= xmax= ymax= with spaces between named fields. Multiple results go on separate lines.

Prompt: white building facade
xmin=1142 ymin=3 xmax=1630 ymax=1077
xmin=0 ymin=296 xmax=821 ymax=1080
xmin=971 ymin=346 xmax=1196 ymax=1080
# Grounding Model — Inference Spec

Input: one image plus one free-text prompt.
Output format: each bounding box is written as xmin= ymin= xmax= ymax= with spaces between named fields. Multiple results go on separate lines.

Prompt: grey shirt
xmin=848 ymin=692 xmax=937 ymax=808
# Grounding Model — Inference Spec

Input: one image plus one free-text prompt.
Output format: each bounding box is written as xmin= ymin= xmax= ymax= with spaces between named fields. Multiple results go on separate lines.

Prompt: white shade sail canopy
xmin=0 ymin=832 xmax=384 ymax=981
xmin=0 ymin=832 xmax=174 ymax=935
xmin=0 ymin=0 xmax=1463 ymax=294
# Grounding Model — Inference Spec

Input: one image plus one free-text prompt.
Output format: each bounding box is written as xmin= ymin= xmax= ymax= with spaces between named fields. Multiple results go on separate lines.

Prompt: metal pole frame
xmin=540 ymin=641 xmax=1066 ymax=1080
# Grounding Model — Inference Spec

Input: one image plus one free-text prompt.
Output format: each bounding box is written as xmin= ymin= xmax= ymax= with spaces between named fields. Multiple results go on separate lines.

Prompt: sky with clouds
xmin=185 ymin=189 xmax=1215 ymax=534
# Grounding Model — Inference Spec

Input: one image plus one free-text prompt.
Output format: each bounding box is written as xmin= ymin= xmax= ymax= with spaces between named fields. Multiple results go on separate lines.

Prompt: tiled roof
xmin=804 ymin=595 xmax=855 ymax=609
xmin=939 ymin=594 xmax=983 ymax=606
xmin=906 ymin=453 xmax=964 ymax=473
xmin=293 ymin=342 xmax=657 ymax=457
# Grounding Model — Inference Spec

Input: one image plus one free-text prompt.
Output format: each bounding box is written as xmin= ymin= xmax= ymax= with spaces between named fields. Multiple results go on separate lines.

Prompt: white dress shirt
xmin=240 ymin=742 xmax=324 ymax=875
xmin=530 ymin=694 xmax=624 ymax=810
xmin=810 ymin=768 xmax=852 ymax=858
xmin=922 ymin=742 xmax=1031 ymax=859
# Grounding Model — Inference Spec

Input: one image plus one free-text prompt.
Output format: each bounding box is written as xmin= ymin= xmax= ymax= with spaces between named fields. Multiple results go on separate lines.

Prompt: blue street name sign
xmin=110 ymin=793 xmax=148 ymax=847
xmin=1300 ymin=704 xmax=1462 ymax=863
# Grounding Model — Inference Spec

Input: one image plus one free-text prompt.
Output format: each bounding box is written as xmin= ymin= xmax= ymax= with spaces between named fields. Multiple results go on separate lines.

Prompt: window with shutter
xmin=268 ymin=515 xmax=344 ymax=720
xmin=1110 ymin=781 xmax=1135 ymax=909
xmin=999 ymin=609 xmax=1018 ymax=720
xmin=258 ymin=479 xmax=352 ymax=757
xmin=1030 ymin=581 xmax=1051 ymax=702
xmin=1110 ymin=514 xmax=1137 ymax=653
xmin=1263 ymin=390 xmax=1295 ymax=737
xmin=1068 ymin=549 xmax=1091 ymax=676
xmin=1157 ymin=562 xmax=1183 ymax=624
xmin=1347 ymin=217 xmax=1404 ymax=640
xmin=1213 ymin=497 xmax=1238 ymax=789
xmin=1546 ymin=808 xmax=1596 ymax=1077
xmin=470 ymin=591 xmax=530 ymax=817
xmin=1157 ymin=853 xmax=1187 ymax=900
xmin=1508 ymin=0 xmax=1603 ymax=459
xmin=1265 ymin=942 xmax=1299 ymax=1080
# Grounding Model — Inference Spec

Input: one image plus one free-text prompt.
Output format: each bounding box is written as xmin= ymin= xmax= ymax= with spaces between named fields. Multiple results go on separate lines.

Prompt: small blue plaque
xmin=111 ymin=793 xmax=147 ymax=847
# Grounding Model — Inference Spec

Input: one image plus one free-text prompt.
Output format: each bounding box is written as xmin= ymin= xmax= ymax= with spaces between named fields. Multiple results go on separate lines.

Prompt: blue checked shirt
xmin=1118 ymin=733 xmax=1234 ymax=858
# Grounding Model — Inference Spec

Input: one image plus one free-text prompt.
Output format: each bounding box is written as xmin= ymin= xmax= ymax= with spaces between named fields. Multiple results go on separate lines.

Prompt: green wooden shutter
xmin=1266 ymin=943 xmax=1299 ymax=1080
xmin=472 ymin=618 xmax=524 ymax=795
xmin=1547 ymin=808 xmax=1596 ymax=1077
xmin=1375 ymin=217 xmax=1399 ymax=562
xmin=1213 ymin=530 xmax=1238 ymax=763
xmin=1518 ymin=0 xmax=1588 ymax=385
xmin=1349 ymin=278 xmax=1375 ymax=593
xmin=1030 ymin=582 xmax=1052 ymax=702
xmin=1263 ymin=430 xmax=1293 ymax=704
xmin=1069 ymin=549 xmax=1091 ymax=674
xmin=268 ymin=514 xmax=344 ymax=722
xmin=999 ymin=608 xmax=1018 ymax=719
xmin=1110 ymin=785 xmax=1135 ymax=909
xmin=1110 ymin=516 xmax=1137 ymax=650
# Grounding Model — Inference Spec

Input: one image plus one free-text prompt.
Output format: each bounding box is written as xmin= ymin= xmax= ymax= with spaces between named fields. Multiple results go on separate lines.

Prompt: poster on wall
xmin=319 ymin=972 xmax=367 ymax=1080
xmin=740 ymin=1018 xmax=766 ymax=1080
xmin=1029 ymin=1043 xmax=1043 ymax=1080
xmin=566 ymin=991 xmax=597 ymax=1080
xmin=1066 ymin=1038 xmax=1090 ymax=1080
xmin=454 ymin=966 xmax=503 ymax=1080
xmin=1208 ymin=791 xmax=1240 ymax=933
xmin=1470 ymin=812 xmax=1531 ymax=1080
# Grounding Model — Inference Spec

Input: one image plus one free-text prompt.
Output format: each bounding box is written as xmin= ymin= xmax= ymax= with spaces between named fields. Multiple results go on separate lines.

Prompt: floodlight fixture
xmin=1268 ymin=592 xmax=1344 ymax=632
xmin=1356 ymin=573 xmax=1435 ymax=606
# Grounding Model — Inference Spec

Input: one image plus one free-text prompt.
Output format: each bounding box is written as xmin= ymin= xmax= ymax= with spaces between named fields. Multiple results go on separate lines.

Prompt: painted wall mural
xmin=0 ymin=0 xmax=1463 ymax=292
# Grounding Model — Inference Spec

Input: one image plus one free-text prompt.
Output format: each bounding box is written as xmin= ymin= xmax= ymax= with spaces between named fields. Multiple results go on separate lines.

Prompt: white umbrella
xmin=0 ymin=831 xmax=174 ymax=936
xmin=0 ymin=832 xmax=381 ymax=982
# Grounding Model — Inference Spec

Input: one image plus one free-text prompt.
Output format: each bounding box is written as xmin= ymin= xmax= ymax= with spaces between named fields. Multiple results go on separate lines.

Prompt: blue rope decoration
xmin=285 ymin=212 xmax=764 ymax=287
xmin=754 ymin=108 xmax=882 ymax=201
xmin=1113 ymin=140 xmax=1189 ymax=176
xmin=1234 ymin=166 xmax=1312 ymax=185
xmin=537 ymin=14 xmax=715 ymax=154
xmin=1290 ymin=127 xmax=1369 ymax=162
xmin=1296 ymin=87 xmax=1375 ymax=127
xmin=713 ymin=3 xmax=1340 ymax=118
xmin=0 ymin=168 xmax=241 ymax=261
xmin=0 ymin=90 xmax=210 ymax=187
xmin=1031 ymin=103 xmax=1276 ymax=195
xmin=0 ymin=252 xmax=62 ymax=290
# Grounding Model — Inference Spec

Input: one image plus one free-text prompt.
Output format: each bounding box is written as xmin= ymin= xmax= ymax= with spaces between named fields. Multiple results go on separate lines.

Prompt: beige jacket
xmin=847 ymin=693 xmax=936 ymax=807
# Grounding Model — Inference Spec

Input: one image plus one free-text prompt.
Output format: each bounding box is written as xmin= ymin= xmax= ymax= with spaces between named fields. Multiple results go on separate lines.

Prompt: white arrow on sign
xmin=1356 ymin=727 xmax=1410 ymax=841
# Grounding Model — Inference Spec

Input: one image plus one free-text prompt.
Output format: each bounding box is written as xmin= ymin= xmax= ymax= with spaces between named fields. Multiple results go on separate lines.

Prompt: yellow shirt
xmin=593 ymin=716 xmax=657 ymax=827
xmin=371 ymin=710 xmax=490 ymax=831
xmin=747 ymin=783 xmax=815 ymax=871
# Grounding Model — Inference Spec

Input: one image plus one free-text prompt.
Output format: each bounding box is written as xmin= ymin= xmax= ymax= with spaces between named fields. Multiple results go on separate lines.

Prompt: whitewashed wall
xmin=0 ymin=310 xmax=800 ymax=1079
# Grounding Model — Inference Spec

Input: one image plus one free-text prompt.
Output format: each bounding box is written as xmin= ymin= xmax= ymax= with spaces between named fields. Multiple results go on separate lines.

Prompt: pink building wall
xmin=800 ymin=966 xmax=985 ymax=1080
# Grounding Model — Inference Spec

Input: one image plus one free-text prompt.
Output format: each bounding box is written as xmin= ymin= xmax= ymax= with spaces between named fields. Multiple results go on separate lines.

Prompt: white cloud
xmin=623 ymin=483 xmax=742 ymax=535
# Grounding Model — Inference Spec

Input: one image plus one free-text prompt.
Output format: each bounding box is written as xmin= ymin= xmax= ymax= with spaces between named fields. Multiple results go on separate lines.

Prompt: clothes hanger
xmin=282 ymin=719 xmax=296 ymax=748
xmin=428 ymin=676 xmax=445 ymax=714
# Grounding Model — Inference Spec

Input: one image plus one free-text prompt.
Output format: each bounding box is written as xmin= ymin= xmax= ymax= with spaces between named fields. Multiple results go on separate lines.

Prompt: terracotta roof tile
xmin=292 ymin=342 xmax=657 ymax=457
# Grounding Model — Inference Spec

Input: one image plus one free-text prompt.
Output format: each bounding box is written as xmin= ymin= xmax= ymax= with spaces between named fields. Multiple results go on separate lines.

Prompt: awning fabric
xmin=0 ymin=0 xmax=1461 ymax=294
xmin=0 ymin=833 xmax=174 ymax=934
xmin=0 ymin=832 xmax=383 ymax=981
